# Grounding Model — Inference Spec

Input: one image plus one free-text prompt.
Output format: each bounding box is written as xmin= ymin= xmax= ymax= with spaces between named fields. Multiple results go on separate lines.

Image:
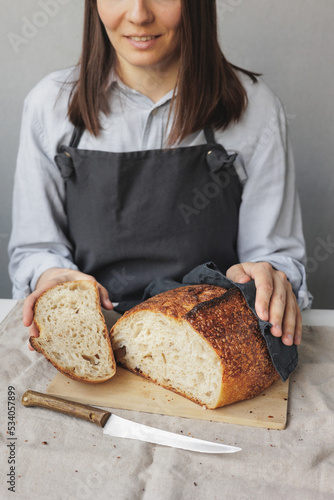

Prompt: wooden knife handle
xmin=21 ymin=390 xmax=111 ymax=427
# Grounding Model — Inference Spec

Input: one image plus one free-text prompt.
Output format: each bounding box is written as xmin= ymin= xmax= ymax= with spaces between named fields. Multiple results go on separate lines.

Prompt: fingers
xmin=293 ymin=306 xmax=303 ymax=345
xmin=280 ymin=290 xmax=302 ymax=346
xmin=226 ymin=264 xmax=252 ymax=284
xmin=252 ymin=262 xmax=276 ymax=322
xmin=28 ymin=323 xmax=39 ymax=351
xmin=228 ymin=261 xmax=274 ymax=322
xmin=254 ymin=267 xmax=302 ymax=346
xmin=227 ymin=262 xmax=302 ymax=345
xmin=97 ymin=283 xmax=113 ymax=310
xmin=255 ymin=264 xmax=289 ymax=326
xmin=267 ymin=271 xmax=292 ymax=343
xmin=23 ymin=291 xmax=38 ymax=328
xmin=262 ymin=270 xmax=302 ymax=346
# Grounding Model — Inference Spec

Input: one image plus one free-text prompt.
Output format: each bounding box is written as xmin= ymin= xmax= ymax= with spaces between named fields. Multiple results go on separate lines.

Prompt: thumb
xmin=226 ymin=264 xmax=252 ymax=284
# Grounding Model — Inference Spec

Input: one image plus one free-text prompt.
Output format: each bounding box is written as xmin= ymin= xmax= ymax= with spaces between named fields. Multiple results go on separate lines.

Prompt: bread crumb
xmin=32 ymin=280 xmax=116 ymax=383
xmin=110 ymin=285 xmax=279 ymax=409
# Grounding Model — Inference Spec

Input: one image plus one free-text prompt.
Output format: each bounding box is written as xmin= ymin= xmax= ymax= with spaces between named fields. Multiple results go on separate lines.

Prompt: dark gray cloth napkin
xmin=115 ymin=262 xmax=298 ymax=381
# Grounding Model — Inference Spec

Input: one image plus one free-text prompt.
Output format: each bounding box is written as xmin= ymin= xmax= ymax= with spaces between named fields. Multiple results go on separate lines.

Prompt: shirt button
xmin=151 ymin=108 xmax=158 ymax=116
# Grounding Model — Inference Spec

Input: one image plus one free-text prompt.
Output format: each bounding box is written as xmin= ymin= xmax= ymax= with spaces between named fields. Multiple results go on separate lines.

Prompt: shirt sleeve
xmin=8 ymin=90 xmax=78 ymax=299
xmin=237 ymin=96 xmax=312 ymax=310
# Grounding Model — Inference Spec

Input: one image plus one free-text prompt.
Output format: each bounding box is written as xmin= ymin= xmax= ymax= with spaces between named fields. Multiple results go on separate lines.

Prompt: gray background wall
xmin=1 ymin=0 xmax=333 ymax=308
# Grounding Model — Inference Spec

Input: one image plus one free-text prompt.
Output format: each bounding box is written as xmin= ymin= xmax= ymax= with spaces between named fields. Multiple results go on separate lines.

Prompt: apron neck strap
xmin=204 ymin=128 xmax=217 ymax=144
xmin=204 ymin=128 xmax=231 ymax=159
xmin=69 ymin=127 xmax=84 ymax=148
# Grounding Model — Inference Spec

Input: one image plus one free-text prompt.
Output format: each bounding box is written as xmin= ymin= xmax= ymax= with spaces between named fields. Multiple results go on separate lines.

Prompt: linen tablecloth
xmin=1 ymin=301 xmax=333 ymax=500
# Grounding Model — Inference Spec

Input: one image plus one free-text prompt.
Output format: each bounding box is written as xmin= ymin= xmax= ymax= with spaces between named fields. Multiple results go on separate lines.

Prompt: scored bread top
xmin=120 ymin=284 xmax=228 ymax=319
xmin=186 ymin=287 xmax=266 ymax=363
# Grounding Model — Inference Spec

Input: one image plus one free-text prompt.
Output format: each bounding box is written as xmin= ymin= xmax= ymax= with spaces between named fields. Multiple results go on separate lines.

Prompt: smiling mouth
xmin=127 ymin=36 xmax=159 ymax=42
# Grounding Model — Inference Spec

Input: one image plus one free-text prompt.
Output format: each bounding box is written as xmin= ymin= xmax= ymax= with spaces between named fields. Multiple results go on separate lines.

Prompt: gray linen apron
xmin=55 ymin=128 xmax=242 ymax=303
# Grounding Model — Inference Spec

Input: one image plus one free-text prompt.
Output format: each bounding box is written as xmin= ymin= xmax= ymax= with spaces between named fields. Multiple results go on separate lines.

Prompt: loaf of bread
xmin=110 ymin=284 xmax=279 ymax=409
xmin=31 ymin=280 xmax=116 ymax=383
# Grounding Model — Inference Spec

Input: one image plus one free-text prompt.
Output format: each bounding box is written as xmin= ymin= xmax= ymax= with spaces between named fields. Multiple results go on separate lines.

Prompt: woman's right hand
xmin=23 ymin=268 xmax=113 ymax=351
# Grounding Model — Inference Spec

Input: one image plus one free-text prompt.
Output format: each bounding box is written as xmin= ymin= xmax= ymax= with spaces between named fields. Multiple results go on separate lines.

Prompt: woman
xmin=8 ymin=0 xmax=311 ymax=350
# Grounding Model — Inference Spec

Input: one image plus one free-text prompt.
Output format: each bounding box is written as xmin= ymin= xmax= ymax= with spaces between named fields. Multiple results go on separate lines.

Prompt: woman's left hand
xmin=226 ymin=262 xmax=302 ymax=346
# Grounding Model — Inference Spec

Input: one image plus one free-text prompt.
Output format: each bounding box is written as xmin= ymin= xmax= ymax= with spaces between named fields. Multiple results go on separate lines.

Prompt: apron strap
xmin=204 ymin=128 xmax=238 ymax=173
xmin=204 ymin=128 xmax=232 ymax=159
xmin=54 ymin=127 xmax=83 ymax=180
xmin=204 ymin=128 xmax=216 ymax=144
xmin=69 ymin=127 xmax=84 ymax=148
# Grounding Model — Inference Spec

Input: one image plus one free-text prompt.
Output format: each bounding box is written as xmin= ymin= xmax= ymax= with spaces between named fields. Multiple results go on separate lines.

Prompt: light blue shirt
xmin=8 ymin=67 xmax=312 ymax=308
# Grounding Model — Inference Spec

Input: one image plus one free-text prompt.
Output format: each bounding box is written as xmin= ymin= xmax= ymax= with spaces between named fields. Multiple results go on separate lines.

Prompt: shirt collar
xmin=108 ymin=70 xmax=176 ymax=109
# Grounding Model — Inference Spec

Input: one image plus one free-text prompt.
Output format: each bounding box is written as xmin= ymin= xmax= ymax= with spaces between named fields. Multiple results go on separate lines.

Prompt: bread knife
xmin=21 ymin=390 xmax=241 ymax=454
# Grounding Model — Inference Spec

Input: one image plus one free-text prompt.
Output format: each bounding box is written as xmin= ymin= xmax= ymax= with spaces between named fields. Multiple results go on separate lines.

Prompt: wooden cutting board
xmin=47 ymin=368 xmax=289 ymax=430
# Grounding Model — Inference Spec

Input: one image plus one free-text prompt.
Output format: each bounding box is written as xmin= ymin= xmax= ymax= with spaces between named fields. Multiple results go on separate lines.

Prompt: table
xmin=0 ymin=299 xmax=17 ymax=324
xmin=1 ymin=300 xmax=333 ymax=500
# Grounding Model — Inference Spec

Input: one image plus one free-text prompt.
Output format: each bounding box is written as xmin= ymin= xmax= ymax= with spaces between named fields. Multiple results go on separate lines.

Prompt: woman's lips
xmin=129 ymin=36 xmax=158 ymax=42
xmin=125 ymin=35 xmax=161 ymax=49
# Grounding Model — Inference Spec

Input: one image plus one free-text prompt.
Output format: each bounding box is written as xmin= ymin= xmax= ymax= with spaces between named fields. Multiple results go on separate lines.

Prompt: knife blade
xmin=21 ymin=390 xmax=241 ymax=454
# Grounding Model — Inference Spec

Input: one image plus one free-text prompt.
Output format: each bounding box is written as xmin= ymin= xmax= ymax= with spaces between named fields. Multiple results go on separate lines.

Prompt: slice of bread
xmin=31 ymin=280 xmax=116 ymax=383
xmin=110 ymin=284 xmax=279 ymax=409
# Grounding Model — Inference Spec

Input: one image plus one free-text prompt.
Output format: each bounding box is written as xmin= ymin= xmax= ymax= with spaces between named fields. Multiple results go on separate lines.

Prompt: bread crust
xmin=120 ymin=284 xmax=228 ymax=319
xmin=111 ymin=284 xmax=279 ymax=408
xmin=32 ymin=280 xmax=116 ymax=383
xmin=185 ymin=288 xmax=279 ymax=407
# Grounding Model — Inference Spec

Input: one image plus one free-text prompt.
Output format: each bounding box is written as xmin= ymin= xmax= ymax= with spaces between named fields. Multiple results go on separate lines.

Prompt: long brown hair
xmin=68 ymin=0 xmax=258 ymax=144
